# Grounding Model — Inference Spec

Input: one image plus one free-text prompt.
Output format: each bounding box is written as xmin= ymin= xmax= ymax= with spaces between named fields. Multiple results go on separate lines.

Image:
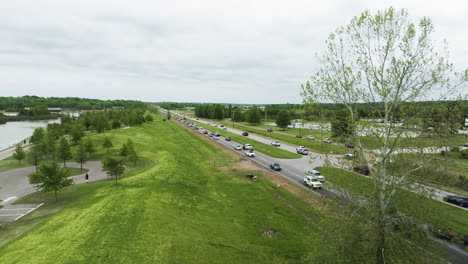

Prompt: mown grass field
xmin=317 ymin=167 xmax=468 ymax=236
xmin=187 ymin=119 xmax=302 ymax=159
xmin=0 ymin=117 xmax=322 ymax=264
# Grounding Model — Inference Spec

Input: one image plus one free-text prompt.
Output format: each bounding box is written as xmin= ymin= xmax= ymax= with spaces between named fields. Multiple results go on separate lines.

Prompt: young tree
xmin=302 ymin=7 xmax=466 ymax=263
xmin=70 ymin=124 xmax=85 ymax=143
xmin=28 ymin=161 xmax=72 ymax=202
xmin=74 ymin=140 xmax=87 ymax=171
xmin=246 ymin=107 xmax=261 ymax=125
xmin=102 ymin=137 xmax=113 ymax=153
xmin=275 ymin=110 xmax=291 ymax=130
xmin=28 ymin=144 xmax=43 ymax=172
xmin=84 ymin=138 xmax=96 ymax=159
xmin=41 ymin=132 xmax=57 ymax=159
xmin=102 ymin=156 xmax=126 ymax=183
xmin=12 ymin=143 xmax=26 ymax=164
xmin=57 ymin=137 xmax=72 ymax=168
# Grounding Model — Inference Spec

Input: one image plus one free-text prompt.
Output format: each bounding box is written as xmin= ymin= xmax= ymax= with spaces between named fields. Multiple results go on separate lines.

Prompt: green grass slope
xmin=0 ymin=119 xmax=319 ymax=264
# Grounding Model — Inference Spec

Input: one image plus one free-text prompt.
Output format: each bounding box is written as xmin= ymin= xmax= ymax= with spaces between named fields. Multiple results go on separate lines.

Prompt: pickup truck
xmin=243 ymin=144 xmax=254 ymax=150
xmin=304 ymin=176 xmax=322 ymax=189
xmin=306 ymin=170 xmax=325 ymax=182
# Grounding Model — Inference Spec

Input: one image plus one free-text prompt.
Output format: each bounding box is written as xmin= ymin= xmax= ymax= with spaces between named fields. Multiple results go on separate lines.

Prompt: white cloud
xmin=0 ymin=0 xmax=466 ymax=103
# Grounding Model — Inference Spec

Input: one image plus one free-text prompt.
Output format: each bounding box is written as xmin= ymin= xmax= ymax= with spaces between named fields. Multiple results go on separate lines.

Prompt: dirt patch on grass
xmin=262 ymin=229 xmax=282 ymax=237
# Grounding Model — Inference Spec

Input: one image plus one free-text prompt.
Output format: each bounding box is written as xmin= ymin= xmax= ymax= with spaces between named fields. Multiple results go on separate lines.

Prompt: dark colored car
xmin=203 ymin=130 xmax=208 ymax=134
xmin=267 ymin=128 xmax=273 ymax=132
xmin=443 ymin=195 xmax=468 ymax=207
xmin=296 ymin=134 xmax=302 ymax=138
xmin=214 ymin=132 xmax=220 ymax=137
xmin=225 ymin=137 xmax=231 ymax=141
xmin=242 ymin=132 xmax=249 ymax=136
xmin=346 ymin=143 xmax=354 ymax=148
xmin=270 ymin=163 xmax=281 ymax=171
xmin=353 ymin=165 xmax=370 ymax=175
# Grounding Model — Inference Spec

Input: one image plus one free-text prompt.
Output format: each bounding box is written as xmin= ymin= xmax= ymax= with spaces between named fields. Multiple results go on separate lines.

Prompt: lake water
xmin=0 ymin=119 xmax=59 ymax=151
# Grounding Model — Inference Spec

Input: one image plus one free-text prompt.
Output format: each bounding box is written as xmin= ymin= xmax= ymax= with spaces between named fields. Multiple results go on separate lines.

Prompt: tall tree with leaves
xmin=302 ymin=7 xmax=466 ymax=263
xmin=84 ymin=138 xmax=96 ymax=159
xmin=74 ymin=140 xmax=87 ymax=171
xmin=245 ymin=107 xmax=262 ymax=125
xmin=41 ymin=132 xmax=57 ymax=159
xmin=57 ymin=137 xmax=72 ymax=168
xmin=102 ymin=137 xmax=113 ymax=153
xmin=28 ymin=161 xmax=72 ymax=202
xmin=102 ymin=156 xmax=126 ymax=183
xmin=12 ymin=143 xmax=26 ymax=164
xmin=275 ymin=110 xmax=291 ymax=130
xmin=231 ymin=107 xmax=244 ymax=122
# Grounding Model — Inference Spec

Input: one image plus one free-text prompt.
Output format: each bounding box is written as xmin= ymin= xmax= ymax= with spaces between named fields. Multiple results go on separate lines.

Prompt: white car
xmin=245 ymin=150 xmax=255 ymax=157
xmin=271 ymin=140 xmax=281 ymax=147
xmin=296 ymin=146 xmax=305 ymax=151
xmin=243 ymin=144 xmax=254 ymax=150
xmin=307 ymin=135 xmax=316 ymax=140
xmin=345 ymin=152 xmax=356 ymax=159
xmin=234 ymin=145 xmax=242 ymax=150
xmin=306 ymin=170 xmax=325 ymax=182
xmin=323 ymin=138 xmax=332 ymax=144
xmin=304 ymin=176 xmax=322 ymax=189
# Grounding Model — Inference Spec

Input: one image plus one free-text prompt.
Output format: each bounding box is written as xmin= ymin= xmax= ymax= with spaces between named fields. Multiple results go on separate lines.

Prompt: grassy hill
xmin=0 ymin=117 xmax=322 ymax=263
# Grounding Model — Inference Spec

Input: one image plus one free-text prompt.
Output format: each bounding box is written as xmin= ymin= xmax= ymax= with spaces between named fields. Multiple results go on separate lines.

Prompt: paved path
xmin=0 ymin=161 xmax=106 ymax=206
xmin=0 ymin=143 xmax=30 ymax=161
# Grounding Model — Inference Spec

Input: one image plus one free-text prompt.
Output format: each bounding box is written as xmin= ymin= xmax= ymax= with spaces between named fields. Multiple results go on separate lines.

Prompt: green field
xmin=219 ymin=121 xmax=348 ymax=155
xmin=186 ymin=119 xmax=302 ymax=159
xmin=0 ymin=117 xmax=323 ymax=263
xmin=317 ymin=167 xmax=468 ymax=236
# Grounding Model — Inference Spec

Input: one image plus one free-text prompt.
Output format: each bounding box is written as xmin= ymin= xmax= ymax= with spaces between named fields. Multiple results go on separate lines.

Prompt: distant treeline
xmin=0 ymin=96 xmax=147 ymax=111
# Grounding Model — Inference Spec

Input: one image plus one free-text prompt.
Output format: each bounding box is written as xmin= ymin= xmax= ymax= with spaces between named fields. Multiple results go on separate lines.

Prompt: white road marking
xmin=0 ymin=208 xmax=38 ymax=210
xmin=0 ymin=214 xmax=24 ymax=216
xmin=3 ymin=196 xmax=17 ymax=202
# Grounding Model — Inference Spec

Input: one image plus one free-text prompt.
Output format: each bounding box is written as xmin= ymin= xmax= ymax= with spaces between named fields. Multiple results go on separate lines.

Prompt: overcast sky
xmin=1 ymin=0 xmax=467 ymax=104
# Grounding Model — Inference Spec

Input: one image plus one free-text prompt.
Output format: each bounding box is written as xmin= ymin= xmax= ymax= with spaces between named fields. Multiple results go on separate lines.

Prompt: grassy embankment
xmin=0 ymin=116 xmax=326 ymax=263
xmin=187 ymin=119 xmax=302 ymax=159
xmin=317 ymin=166 xmax=468 ymax=236
xmin=218 ymin=121 xmax=348 ymax=155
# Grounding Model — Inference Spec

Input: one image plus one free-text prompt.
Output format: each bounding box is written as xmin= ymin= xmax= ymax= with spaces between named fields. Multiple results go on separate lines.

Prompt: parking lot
xmin=0 ymin=203 xmax=43 ymax=223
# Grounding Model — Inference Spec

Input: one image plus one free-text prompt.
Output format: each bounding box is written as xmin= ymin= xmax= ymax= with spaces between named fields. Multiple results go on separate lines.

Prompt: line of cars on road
xmin=177 ymin=117 xmax=326 ymax=191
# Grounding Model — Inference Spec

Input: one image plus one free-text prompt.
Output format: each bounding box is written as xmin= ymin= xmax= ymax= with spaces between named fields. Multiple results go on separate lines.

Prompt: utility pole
xmin=264 ymin=107 xmax=267 ymax=124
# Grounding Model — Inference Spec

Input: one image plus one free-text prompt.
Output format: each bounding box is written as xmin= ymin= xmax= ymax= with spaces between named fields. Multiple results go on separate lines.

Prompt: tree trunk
xmin=63 ymin=159 xmax=67 ymax=168
xmin=376 ymin=215 xmax=386 ymax=264
xmin=80 ymin=161 xmax=83 ymax=171
xmin=54 ymin=190 xmax=58 ymax=202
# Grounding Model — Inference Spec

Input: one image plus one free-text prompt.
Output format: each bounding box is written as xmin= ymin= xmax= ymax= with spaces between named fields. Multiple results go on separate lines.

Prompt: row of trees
xmin=22 ymin=111 xmax=148 ymax=201
xmin=0 ymin=95 xmax=147 ymax=112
